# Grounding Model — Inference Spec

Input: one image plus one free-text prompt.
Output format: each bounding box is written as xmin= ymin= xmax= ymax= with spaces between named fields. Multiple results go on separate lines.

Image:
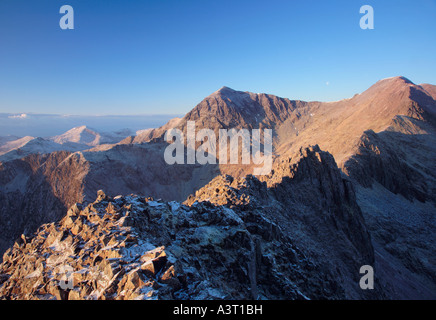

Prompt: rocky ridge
xmin=1 ymin=77 xmax=436 ymax=299
xmin=0 ymin=147 xmax=380 ymax=300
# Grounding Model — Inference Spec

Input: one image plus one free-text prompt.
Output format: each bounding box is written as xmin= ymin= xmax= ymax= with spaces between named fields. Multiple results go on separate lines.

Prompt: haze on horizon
xmin=0 ymin=113 xmax=180 ymax=137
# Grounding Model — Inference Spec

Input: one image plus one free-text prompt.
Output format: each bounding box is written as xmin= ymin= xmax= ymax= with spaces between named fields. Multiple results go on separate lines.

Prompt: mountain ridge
xmin=0 ymin=76 xmax=435 ymax=299
xmin=0 ymin=146 xmax=381 ymax=300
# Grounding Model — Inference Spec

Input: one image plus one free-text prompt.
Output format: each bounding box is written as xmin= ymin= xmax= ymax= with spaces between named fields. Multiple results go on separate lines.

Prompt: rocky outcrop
xmin=0 ymin=142 xmax=219 ymax=256
xmin=1 ymin=77 xmax=436 ymax=300
xmin=0 ymin=151 xmax=87 ymax=256
xmin=0 ymin=191 xmax=371 ymax=300
xmin=344 ymin=129 xmax=426 ymax=201
xmin=343 ymin=117 xmax=436 ymax=298
xmin=0 ymin=146 xmax=380 ymax=300
xmin=187 ymin=146 xmax=375 ymax=292
xmin=270 ymin=146 xmax=374 ymax=263
xmin=344 ymin=117 xmax=436 ymax=204
xmin=132 ymin=86 xmax=309 ymax=144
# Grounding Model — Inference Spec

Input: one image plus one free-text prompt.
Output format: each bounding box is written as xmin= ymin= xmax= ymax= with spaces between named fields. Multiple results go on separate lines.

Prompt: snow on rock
xmin=0 ymin=148 xmax=380 ymax=300
xmin=50 ymin=126 xmax=133 ymax=147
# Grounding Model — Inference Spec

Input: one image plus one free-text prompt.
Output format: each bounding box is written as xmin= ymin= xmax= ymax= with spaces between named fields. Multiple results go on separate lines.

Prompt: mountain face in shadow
xmin=0 ymin=147 xmax=378 ymax=300
xmin=0 ymin=151 xmax=85 ymax=255
xmin=0 ymin=76 xmax=435 ymax=299
xmin=0 ymin=143 xmax=220 ymax=255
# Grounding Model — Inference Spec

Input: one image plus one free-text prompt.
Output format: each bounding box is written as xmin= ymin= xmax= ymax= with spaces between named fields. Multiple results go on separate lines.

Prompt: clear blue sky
xmin=0 ymin=0 xmax=435 ymax=115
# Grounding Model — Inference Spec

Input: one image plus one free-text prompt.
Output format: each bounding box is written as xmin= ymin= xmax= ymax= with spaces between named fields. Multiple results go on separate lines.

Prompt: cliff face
xmin=134 ymin=77 xmax=436 ymax=170
xmin=188 ymin=145 xmax=374 ymax=266
xmin=1 ymin=77 xmax=436 ymax=299
xmin=0 ymin=147 xmax=379 ymax=300
xmin=343 ymin=117 xmax=436 ymax=294
xmin=132 ymin=86 xmax=309 ymax=144
xmin=344 ymin=116 xmax=436 ymax=204
xmin=0 ymin=143 xmax=220 ymax=256
xmin=0 ymin=151 xmax=88 ymax=255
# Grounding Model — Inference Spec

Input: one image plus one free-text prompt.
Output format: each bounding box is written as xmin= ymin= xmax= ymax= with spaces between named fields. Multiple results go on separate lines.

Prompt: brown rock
xmin=106 ymin=202 xmax=119 ymax=215
xmin=67 ymin=203 xmax=81 ymax=217
xmin=159 ymin=265 xmax=181 ymax=289
xmin=118 ymin=269 xmax=146 ymax=294
xmin=96 ymin=190 xmax=108 ymax=202
xmin=140 ymin=260 xmax=156 ymax=277
xmin=46 ymin=280 xmax=68 ymax=300
xmin=68 ymin=289 xmax=82 ymax=300
xmin=139 ymin=246 xmax=165 ymax=263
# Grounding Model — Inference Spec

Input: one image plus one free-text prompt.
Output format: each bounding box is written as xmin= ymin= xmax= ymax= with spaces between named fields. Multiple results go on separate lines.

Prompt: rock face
xmin=344 ymin=116 xmax=436 ymax=204
xmin=188 ymin=145 xmax=374 ymax=267
xmin=420 ymin=83 xmax=436 ymax=101
xmin=133 ymin=77 xmax=436 ymax=168
xmin=132 ymin=86 xmax=309 ymax=144
xmin=1 ymin=76 xmax=436 ymax=299
xmin=0 ymin=143 xmax=219 ymax=256
xmin=0 ymin=151 xmax=88 ymax=256
xmin=0 ymin=137 xmax=76 ymax=163
xmin=0 ymin=148 xmax=379 ymax=300
xmin=343 ymin=116 xmax=436 ymax=296
xmin=344 ymin=129 xmax=426 ymax=202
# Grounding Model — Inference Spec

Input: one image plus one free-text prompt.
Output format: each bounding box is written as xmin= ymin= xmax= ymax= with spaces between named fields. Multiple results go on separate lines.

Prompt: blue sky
xmin=0 ymin=0 xmax=435 ymax=115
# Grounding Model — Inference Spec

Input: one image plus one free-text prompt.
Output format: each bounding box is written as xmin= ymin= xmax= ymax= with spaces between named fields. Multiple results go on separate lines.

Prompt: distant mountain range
xmin=0 ymin=126 xmax=135 ymax=162
xmin=0 ymin=76 xmax=435 ymax=299
xmin=0 ymin=113 xmax=179 ymax=138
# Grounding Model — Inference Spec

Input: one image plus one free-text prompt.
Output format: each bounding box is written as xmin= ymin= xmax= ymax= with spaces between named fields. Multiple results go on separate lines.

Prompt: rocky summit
xmin=1 ymin=147 xmax=381 ymax=300
xmin=1 ymin=77 xmax=436 ymax=300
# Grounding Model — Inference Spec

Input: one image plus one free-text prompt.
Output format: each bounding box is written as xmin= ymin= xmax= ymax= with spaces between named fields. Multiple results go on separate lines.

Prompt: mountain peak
xmin=378 ymin=76 xmax=414 ymax=85
xmin=51 ymin=126 xmax=100 ymax=146
xmin=69 ymin=125 xmax=95 ymax=132
xmin=217 ymin=86 xmax=236 ymax=92
xmin=211 ymin=86 xmax=240 ymax=97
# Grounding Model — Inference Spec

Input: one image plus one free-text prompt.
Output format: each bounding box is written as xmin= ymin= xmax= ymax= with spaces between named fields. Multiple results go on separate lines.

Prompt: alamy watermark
xmin=59 ymin=5 xmax=74 ymax=30
xmin=360 ymin=5 xmax=374 ymax=30
xmin=58 ymin=5 xmax=375 ymax=31
xmin=359 ymin=265 xmax=374 ymax=290
xmin=58 ymin=264 xmax=75 ymax=290
xmin=164 ymin=121 xmax=273 ymax=175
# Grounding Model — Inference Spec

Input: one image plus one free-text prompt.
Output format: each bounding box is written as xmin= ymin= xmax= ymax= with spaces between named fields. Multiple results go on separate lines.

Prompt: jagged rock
xmin=139 ymin=246 xmax=166 ymax=263
xmin=1 ymin=78 xmax=436 ymax=301
xmin=159 ymin=265 xmax=181 ymax=290
xmin=96 ymin=190 xmax=108 ymax=203
xmin=68 ymin=289 xmax=81 ymax=300
xmin=0 ymin=146 xmax=384 ymax=300
xmin=344 ymin=127 xmax=434 ymax=204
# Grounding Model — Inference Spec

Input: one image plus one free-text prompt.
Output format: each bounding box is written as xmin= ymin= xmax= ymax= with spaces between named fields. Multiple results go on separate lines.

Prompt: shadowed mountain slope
xmin=1 ymin=77 xmax=435 ymax=299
